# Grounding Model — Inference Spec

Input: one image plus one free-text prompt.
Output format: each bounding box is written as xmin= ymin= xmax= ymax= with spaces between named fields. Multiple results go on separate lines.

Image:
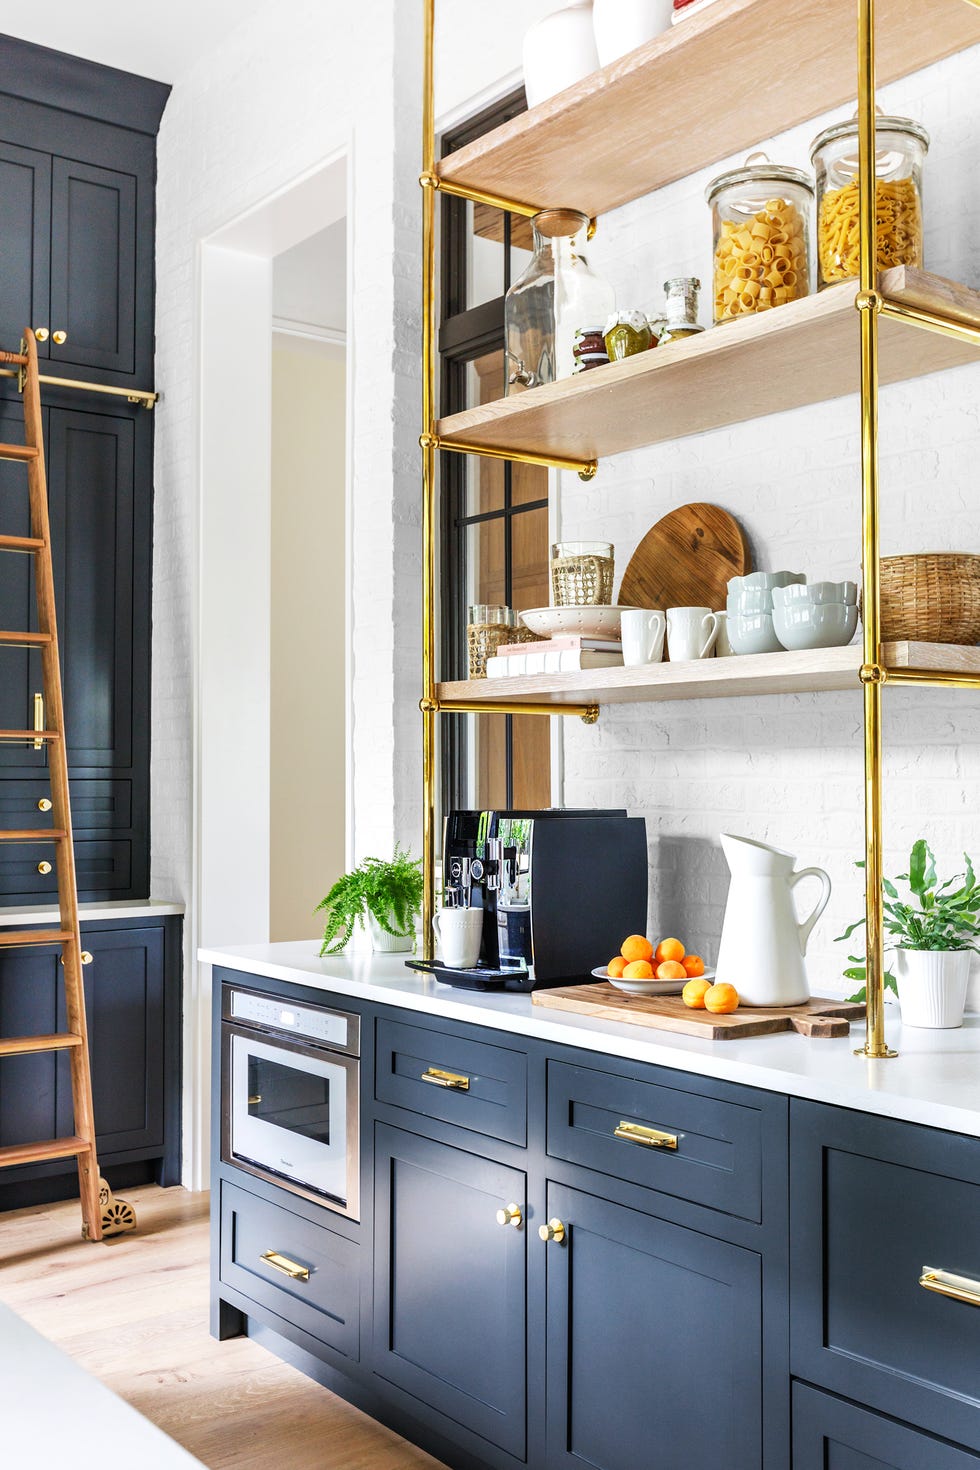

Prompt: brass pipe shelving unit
xmin=418 ymin=0 xmax=980 ymax=1049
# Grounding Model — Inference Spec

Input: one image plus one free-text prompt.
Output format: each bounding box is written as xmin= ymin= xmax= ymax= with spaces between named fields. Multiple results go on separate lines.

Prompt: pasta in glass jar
xmin=810 ymin=114 xmax=928 ymax=288
xmin=706 ymin=154 xmax=815 ymax=325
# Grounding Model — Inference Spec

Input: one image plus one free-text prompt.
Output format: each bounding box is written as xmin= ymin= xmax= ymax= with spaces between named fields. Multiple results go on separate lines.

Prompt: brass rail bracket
xmin=859 ymin=662 xmax=887 ymax=685
xmin=421 ymin=696 xmax=600 ymax=725
xmin=422 ymin=432 xmax=598 ymax=482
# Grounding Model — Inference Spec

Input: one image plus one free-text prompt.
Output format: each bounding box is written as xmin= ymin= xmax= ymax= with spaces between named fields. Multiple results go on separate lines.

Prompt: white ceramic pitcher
xmin=715 ymin=835 xmax=832 ymax=1007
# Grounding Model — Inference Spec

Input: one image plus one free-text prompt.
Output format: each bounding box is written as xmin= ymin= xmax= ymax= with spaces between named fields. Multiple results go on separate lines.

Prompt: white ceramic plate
xmin=521 ymin=605 xmax=623 ymax=640
xmin=592 ymin=965 xmax=715 ymax=996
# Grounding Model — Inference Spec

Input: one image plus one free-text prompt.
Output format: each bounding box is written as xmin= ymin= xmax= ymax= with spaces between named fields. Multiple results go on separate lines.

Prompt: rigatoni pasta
xmin=712 ymin=197 xmax=810 ymax=323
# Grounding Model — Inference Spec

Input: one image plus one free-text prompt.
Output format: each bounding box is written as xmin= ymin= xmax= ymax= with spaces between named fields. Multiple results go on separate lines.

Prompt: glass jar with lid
xmin=706 ymin=153 xmax=814 ymax=325
xmin=504 ymin=209 xmax=615 ymax=395
xmin=810 ymin=113 xmax=928 ymax=288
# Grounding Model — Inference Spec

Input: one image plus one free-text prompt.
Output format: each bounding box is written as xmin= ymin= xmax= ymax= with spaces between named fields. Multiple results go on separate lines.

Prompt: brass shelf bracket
xmin=421 ymin=696 xmax=600 ymax=724
xmin=420 ymin=170 xmax=598 ymax=241
xmin=422 ymin=432 xmax=598 ymax=481
xmin=0 ymin=365 xmax=158 ymax=409
xmin=881 ymin=668 xmax=980 ymax=691
xmin=878 ymin=296 xmax=980 ymax=349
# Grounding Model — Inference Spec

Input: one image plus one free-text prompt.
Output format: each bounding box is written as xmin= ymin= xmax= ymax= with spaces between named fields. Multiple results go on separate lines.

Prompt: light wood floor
xmin=0 ymin=1184 xmax=443 ymax=1470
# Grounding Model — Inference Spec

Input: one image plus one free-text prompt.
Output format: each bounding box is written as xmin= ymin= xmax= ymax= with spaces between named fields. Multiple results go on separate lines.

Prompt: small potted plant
xmin=837 ymin=839 xmax=980 ymax=1029
xmin=315 ymin=846 xmax=423 ymax=956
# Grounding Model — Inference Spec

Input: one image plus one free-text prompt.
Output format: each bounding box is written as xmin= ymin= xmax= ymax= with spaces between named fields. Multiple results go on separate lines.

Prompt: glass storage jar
xmin=706 ymin=153 xmax=814 ymax=325
xmin=550 ymin=542 xmax=614 ymax=606
xmin=810 ymin=114 xmax=928 ymax=288
xmin=504 ymin=209 xmax=615 ymax=395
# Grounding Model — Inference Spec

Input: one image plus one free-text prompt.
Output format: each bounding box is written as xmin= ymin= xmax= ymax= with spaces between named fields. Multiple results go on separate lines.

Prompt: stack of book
xmin=486 ymin=634 xmax=624 ymax=678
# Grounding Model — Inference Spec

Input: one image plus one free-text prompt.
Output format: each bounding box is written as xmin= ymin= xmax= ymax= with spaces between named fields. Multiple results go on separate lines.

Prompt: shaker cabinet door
xmin=0 ymin=138 xmax=50 ymax=356
xmin=544 ymin=1182 xmax=763 ymax=1470
xmin=792 ymin=1383 xmax=980 ymax=1470
xmin=0 ymin=389 xmax=47 ymax=774
xmin=49 ymin=157 xmax=138 ymax=377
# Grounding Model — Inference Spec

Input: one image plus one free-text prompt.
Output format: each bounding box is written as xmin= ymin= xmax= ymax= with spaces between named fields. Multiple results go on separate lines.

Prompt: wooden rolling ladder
xmin=0 ymin=329 xmax=134 ymax=1241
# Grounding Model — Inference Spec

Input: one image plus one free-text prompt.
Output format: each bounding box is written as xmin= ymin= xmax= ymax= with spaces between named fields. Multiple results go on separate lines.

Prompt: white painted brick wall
xmin=560 ymin=46 xmax=980 ymax=1009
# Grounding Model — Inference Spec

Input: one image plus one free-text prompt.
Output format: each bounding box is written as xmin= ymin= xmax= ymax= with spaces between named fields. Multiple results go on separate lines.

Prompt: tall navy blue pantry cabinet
xmin=0 ymin=35 xmax=169 ymax=902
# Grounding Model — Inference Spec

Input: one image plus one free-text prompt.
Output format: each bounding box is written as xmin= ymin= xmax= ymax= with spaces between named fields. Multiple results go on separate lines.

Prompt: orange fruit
xmin=656 ymin=960 xmax=687 ymax=980
xmin=622 ymin=960 xmax=654 ymax=980
xmin=621 ymin=934 xmax=654 ymax=964
xmin=682 ymin=977 xmax=712 ymax=1008
xmin=682 ymin=954 xmax=705 ymax=978
xmin=607 ymin=955 xmax=627 ymax=978
xmin=654 ymin=937 xmax=685 ymax=965
xmin=704 ymin=982 xmax=740 ymax=1014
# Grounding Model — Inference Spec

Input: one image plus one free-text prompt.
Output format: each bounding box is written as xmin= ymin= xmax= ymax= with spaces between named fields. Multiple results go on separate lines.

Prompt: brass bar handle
xmin=261 ymin=1250 xmax=310 ymax=1282
xmin=421 ymin=1066 xmax=470 ymax=1091
xmin=614 ymin=1121 xmax=679 ymax=1151
xmin=33 ymin=692 xmax=43 ymax=751
xmin=920 ymin=1266 xmax=980 ymax=1308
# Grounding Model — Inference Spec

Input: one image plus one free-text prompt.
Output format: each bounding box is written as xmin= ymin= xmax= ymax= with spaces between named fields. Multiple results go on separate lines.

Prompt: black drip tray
xmin=405 ymin=958 xmax=528 ymax=991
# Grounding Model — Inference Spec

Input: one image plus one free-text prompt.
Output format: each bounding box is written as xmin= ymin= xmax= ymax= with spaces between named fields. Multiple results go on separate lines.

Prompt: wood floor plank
xmin=0 ymin=1184 xmax=443 ymax=1470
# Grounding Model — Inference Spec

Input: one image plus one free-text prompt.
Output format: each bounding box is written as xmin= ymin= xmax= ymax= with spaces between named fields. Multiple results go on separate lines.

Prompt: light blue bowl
xmin=773 ymin=602 xmax=860 ymax=650
xmin=728 ymin=612 xmax=784 ymax=655
xmin=773 ymin=580 xmax=858 ymax=608
xmin=728 ymin=571 xmax=806 ymax=595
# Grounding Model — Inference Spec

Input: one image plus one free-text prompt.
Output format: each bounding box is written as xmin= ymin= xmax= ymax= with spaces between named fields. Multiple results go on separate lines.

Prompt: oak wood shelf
xmin=437 ymin=0 xmax=980 ymax=218
xmin=438 ymin=642 xmax=980 ymax=709
xmin=436 ymin=269 xmax=980 ymax=463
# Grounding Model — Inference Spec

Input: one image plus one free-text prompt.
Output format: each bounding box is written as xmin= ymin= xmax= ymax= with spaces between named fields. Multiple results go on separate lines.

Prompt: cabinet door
xmin=49 ymin=157 xmax=137 ymax=377
xmin=0 ymin=139 xmax=50 ymax=357
xmin=0 ymin=389 xmax=47 ymax=773
xmin=373 ymin=1123 xmax=527 ymax=1461
xmin=544 ymin=1182 xmax=763 ymax=1470
xmin=792 ymin=1383 xmax=980 ymax=1469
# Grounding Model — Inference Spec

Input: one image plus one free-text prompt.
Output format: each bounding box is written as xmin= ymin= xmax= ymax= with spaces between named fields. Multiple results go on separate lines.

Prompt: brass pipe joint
xmin=581 ymin=706 xmax=600 ymax=725
xmin=578 ymin=462 xmax=599 ymax=482
xmin=855 ymin=289 xmax=883 ymax=314
xmin=419 ymin=696 xmax=439 ymax=715
xmin=859 ymin=663 xmax=887 ymax=685
xmin=419 ymin=171 xmax=439 ymax=191
xmin=419 ymin=432 xmax=439 ymax=451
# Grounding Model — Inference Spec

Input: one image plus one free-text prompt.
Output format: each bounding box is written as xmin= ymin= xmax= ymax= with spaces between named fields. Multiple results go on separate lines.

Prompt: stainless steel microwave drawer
xmin=220 ymin=1180 xmax=359 ymax=1359
xmin=375 ymin=1018 xmax=527 ymax=1146
xmin=791 ymin=1102 xmax=980 ymax=1454
xmin=546 ymin=1060 xmax=764 ymax=1222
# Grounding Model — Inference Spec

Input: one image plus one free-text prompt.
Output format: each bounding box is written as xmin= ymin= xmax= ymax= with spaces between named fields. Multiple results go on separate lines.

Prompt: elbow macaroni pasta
xmin=713 ymin=198 xmax=809 ymax=323
xmin=817 ymin=176 xmax=922 ymax=284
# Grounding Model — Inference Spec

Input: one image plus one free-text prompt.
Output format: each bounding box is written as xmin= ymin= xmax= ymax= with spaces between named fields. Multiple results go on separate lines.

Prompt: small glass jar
xmin=550 ymin=542 xmax=614 ymax=607
xmin=662 ymin=277 xmax=704 ymax=340
xmin=467 ymin=605 xmax=510 ymax=680
xmin=504 ymin=209 xmax=615 ymax=395
xmin=810 ymin=114 xmax=928 ymax=288
xmin=706 ymin=153 xmax=814 ymax=325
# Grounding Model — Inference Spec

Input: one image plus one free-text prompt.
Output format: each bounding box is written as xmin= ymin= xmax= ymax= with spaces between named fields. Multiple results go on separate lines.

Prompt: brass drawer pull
xmin=614 ymin=1121 xmax=678 ymax=1150
xmin=920 ymin=1266 xmax=980 ymax=1308
xmin=421 ymin=1066 xmax=470 ymax=1090
xmin=261 ymin=1250 xmax=310 ymax=1281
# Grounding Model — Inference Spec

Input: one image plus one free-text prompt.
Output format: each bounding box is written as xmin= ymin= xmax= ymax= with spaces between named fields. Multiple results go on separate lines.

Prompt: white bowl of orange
xmin=598 ymin=936 xmax=712 ymax=995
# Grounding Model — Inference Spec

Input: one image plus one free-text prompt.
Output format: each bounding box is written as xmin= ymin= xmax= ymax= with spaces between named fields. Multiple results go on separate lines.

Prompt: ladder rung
xmin=0 ymin=443 xmax=37 ymax=461
xmin=0 ymin=630 xmax=52 ymax=648
xmin=0 ymin=829 xmax=67 ymax=841
xmin=0 ymin=729 xmax=59 ymax=743
xmin=0 ymin=929 xmax=73 ymax=948
xmin=0 ymin=534 xmax=44 ymax=553
xmin=0 ymin=1033 xmax=82 ymax=1057
xmin=0 ymin=1135 xmax=90 ymax=1168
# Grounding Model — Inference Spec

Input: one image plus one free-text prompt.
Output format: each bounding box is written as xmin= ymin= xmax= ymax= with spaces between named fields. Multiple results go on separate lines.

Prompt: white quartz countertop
xmin=0 ymin=1303 xmax=204 ymax=1467
xmin=0 ymin=899 xmax=185 ymax=926
xmin=201 ymin=941 xmax=980 ymax=1139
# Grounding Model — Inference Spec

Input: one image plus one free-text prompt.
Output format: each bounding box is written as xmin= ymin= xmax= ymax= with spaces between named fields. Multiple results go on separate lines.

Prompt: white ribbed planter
xmin=592 ymin=0 xmax=673 ymax=66
xmin=896 ymin=948 xmax=971 ymax=1029
xmin=368 ymin=914 xmax=415 ymax=954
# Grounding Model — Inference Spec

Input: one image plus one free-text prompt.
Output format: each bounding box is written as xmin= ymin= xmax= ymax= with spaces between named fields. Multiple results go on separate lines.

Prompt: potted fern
xmin=316 ymin=847 xmax=423 ymax=956
xmin=837 ymin=839 xmax=980 ymax=1028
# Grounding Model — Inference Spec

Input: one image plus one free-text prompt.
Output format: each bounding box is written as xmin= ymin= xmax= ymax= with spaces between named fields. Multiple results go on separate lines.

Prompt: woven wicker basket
xmin=879 ymin=553 xmax=980 ymax=644
xmin=551 ymin=552 xmax=614 ymax=607
xmin=466 ymin=621 xmax=540 ymax=679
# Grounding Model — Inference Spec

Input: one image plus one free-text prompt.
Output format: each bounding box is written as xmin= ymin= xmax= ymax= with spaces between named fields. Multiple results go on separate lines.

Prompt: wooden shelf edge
xmin=438 ymin=643 xmax=980 ymax=709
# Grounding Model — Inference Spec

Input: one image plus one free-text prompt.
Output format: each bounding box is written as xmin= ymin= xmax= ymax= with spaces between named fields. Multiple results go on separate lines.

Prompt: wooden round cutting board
xmin=618 ymin=503 xmax=751 ymax=611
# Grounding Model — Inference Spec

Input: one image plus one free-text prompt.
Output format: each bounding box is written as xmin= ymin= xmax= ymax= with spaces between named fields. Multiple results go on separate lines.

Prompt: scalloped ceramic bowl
xmin=727 ymin=571 xmax=805 ymax=594
xmin=773 ymin=580 xmax=858 ymax=608
xmin=772 ymin=602 xmax=859 ymax=650
xmin=521 ymin=605 xmax=623 ymax=640
xmin=728 ymin=612 xmax=783 ymax=655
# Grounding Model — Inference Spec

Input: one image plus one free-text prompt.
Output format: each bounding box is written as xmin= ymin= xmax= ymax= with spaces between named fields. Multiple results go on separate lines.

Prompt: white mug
xmin=620 ymin=608 xmax=666 ymax=666
xmin=714 ymin=610 xmax=733 ymax=658
xmin=667 ymin=606 xmax=719 ymax=661
xmin=432 ymin=907 xmax=483 ymax=968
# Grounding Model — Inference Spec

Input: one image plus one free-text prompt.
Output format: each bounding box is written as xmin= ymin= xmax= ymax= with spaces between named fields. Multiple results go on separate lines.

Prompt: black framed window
xmin=439 ymin=91 xmax=552 ymax=818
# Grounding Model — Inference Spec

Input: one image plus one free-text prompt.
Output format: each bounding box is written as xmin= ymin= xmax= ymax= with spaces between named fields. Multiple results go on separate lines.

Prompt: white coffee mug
xmin=620 ymin=607 xmax=666 ymax=666
xmin=714 ymin=610 xmax=733 ymax=657
xmin=667 ymin=606 xmax=719 ymax=661
xmin=432 ymin=907 xmax=483 ymax=968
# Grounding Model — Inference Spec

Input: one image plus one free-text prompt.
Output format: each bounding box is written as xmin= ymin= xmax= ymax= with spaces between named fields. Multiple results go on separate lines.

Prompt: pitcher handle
xmin=431 ymin=912 xmax=442 ymax=942
xmin=790 ymin=866 xmax=832 ymax=955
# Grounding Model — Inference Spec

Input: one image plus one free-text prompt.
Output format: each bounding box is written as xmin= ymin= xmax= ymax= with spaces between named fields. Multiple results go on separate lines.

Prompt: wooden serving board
xmin=532 ymin=983 xmax=866 ymax=1040
xmin=618 ymin=502 xmax=751 ymax=613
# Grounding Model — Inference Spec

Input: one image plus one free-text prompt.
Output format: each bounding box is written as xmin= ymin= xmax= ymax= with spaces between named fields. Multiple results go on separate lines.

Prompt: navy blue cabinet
xmin=792 ymin=1384 xmax=980 ymax=1470
xmin=543 ymin=1180 xmax=763 ymax=1470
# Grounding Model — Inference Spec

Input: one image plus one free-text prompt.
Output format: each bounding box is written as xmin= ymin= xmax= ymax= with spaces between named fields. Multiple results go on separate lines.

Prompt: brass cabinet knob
xmin=538 ymin=1218 xmax=566 ymax=1245
xmin=33 ymin=327 xmax=49 ymax=342
xmin=37 ymin=860 xmax=52 ymax=875
xmin=37 ymin=798 xmax=52 ymax=812
xmin=52 ymin=330 xmax=68 ymax=345
xmin=81 ymin=951 xmax=93 ymax=965
xmin=496 ymin=1203 xmax=523 ymax=1229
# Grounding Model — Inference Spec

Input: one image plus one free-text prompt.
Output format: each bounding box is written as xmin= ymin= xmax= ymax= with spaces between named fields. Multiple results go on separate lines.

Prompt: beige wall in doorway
xmin=270 ymin=337 xmax=346 ymax=941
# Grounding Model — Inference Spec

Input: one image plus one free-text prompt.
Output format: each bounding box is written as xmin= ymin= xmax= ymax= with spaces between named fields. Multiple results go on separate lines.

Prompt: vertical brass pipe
xmin=857 ymin=0 xmax=895 ymax=1057
xmin=421 ymin=0 xmax=438 ymax=960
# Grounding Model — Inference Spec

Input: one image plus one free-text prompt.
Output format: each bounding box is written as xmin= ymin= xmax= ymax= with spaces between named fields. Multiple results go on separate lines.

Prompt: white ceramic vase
xmin=896 ymin=948 xmax=970 ymax=1029
xmin=523 ymin=1 xmax=599 ymax=109
xmin=592 ymin=0 xmax=673 ymax=65
xmin=368 ymin=913 xmax=415 ymax=954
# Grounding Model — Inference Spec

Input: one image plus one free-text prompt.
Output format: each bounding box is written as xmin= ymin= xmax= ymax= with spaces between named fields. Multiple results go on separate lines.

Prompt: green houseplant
xmin=837 ymin=839 xmax=980 ymax=1028
xmin=316 ymin=846 xmax=423 ymax=956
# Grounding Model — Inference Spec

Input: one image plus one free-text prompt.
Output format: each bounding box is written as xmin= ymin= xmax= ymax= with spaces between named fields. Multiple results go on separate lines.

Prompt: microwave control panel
xmin=227 ymin=987 xmax=359 ymax=1055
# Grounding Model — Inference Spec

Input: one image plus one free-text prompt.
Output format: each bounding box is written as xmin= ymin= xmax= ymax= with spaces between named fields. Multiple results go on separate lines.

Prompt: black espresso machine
xmin=410 ymin=809 xmax=648 ymax=991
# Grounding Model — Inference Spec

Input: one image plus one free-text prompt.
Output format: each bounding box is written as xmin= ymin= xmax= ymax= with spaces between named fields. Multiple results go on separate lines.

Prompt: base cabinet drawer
xmin=791 ymin=1103 xmax=980 ymax=1452
xmin=220 ymin=1180 xmax=359 ymax=1359
xmin=792 ymin=1384 xmax=980 ymax=1469
xmin=375 ymin=1017 xmax=527 ymax=1146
